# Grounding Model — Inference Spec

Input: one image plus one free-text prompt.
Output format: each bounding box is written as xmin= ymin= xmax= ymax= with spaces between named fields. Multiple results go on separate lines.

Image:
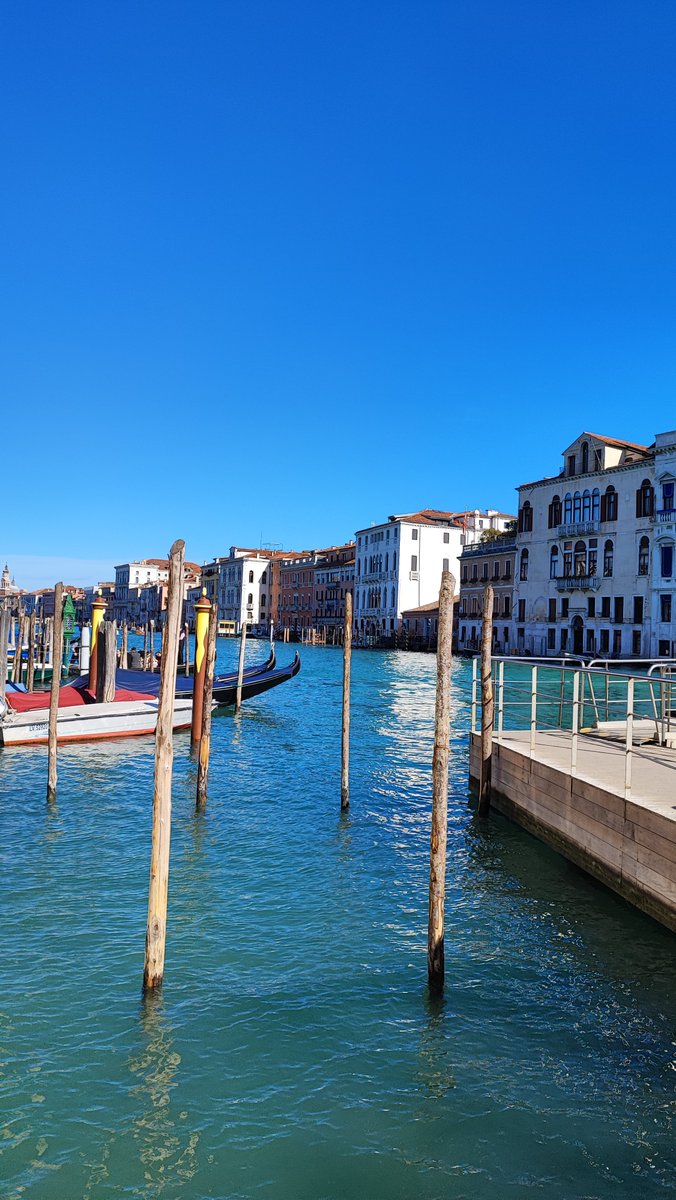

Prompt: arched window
xmin=261 ymin=571 xmax=267 ymax=584
xmin=636 ymin=480 xmax=654 ymax=519
xmin=548 ymin=495 xmax=562 ymax=528
xmin=582 ymin=490 xmax=591 ymax=521
xmin=592 ymin=488 xmax=600 ymax=521
xmin=603 ymin=541 xmax=614 ymax=577
xmin=357 ymin=560 xmax=361 ymax=577
xmin=248 ymin=570 xmax=254 ymax=583
xmin=602 ymin=486 xmax=617 ymax=522
xmin=549 ymin=546 xmax=559 ymax=578
xmin=520 ymin=549 xmax=529 ymax=581
xmin=662 ymin=481 xmax=675 ymax=512
xmin=638 ymin=536 xmax=649 ymax=575
xmin=391 ymin=586 xmax=395 ymax=607
xmin=574 ymin=541 xmax=586 ymax=576
xmin=247 ymin=592 xmax=253 ymax=605
xmin=573 ymin=491 xmax=582 ymax=522
xmin=260 ymin=594 xmax=266 ymax=607
xmin=518 ymin=501 xmax=533 ymax=532
xmin=661 ymin=543 xmax=674 ymax=578
xmin=393 ymin=551 xmax=397 ymax=570
xmin=563 ymin=493 xmax=572 ymax=523
xmin=385 ymin=552 xmax=389 ymax=571
xmin=581 ymin=441 xmax=589 ymax=473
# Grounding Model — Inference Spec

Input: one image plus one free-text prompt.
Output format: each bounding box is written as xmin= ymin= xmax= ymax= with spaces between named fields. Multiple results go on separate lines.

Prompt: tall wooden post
xmin=184 ymin=622 xmax=190 ymax=676
xmin=478 ymin=584 xmax=494 ymax=817
xmin=191 ymin=591 xmax=211 ymax=745
xmin=89 ymin=593 xmax=107 ymax=696
xmin=26 ymin=610 xmax=36 ymax=692
xmin=104 ymin=620 xmax=117 ymax=703
xmin=427 ymin=570 xmax=454 ymax=993
xmin=196 ymin=603 xmax=218 ymax=810
xmin=12 ymin=612 xmax=24 ymax=683
xmin=143 ymin=623 xmax=148 ymax=670
xmin=143 ymin=538 xmax=185 ymax=991
xmin=120 ymin=622 xmax=128 ymax=669
xmin=0 ymin=607 xmax=9 ymax=695
xmin=341 ymin=590 xmax=353 ymax=811
xmin=42 ymin=616 xmax=52 ymax=684
xmin=149 ymin=620 xmax=155 ymax=669
xmin=235 ymin=616 xmax=247 ymax=713
xmin=47 ymin=584 xmax=64 ymax=803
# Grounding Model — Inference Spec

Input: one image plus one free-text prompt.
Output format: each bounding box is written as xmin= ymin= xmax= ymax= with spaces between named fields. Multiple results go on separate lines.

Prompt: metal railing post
xmin=625 ymin=677 xmax=634 ymax=798
xmin=471 ymin=656 xmax=477 ymax=734
xmin=497 ymin=661 xmax=504 ymax=740
xmin=530 ymin=665 xmax=538 ymax=756
xmin=571 ymin=671 xmax=579 ymax=777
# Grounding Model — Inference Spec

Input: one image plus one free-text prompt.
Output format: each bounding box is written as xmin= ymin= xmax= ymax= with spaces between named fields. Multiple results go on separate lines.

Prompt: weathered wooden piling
xmin=103 ymin=621 xmax=118 ymax=703
xmin=0 ymin=607 xmax=9 ymax=694
xmin=191 ymin=591 xmax=211 ymax=746
xmin=184 ymin=622 xmax=190 ymax=676
xmin=12 ymin=612 xmax=25 ymax=683
xmin=427 ymin=570 xmax=454 ymax=993
xmin=477 ymin=584 xmax=494 ymax=818
xmin=26 ymin=610 xmax=36 ymax=692
xmin=149 ymin=620 xmax=155 ymax=669
xmin=120 ymin=623 xmax=128 ymax=669
xmin=143 ymin=623 xmax=149 ymax=670
xmin=41 ymin=617 xmax=52 ymax=684
xmin=47 ymin=584 xmax=64 ymax=803
xmin=143 ymin=538 xmax=185 ymax=992
xmin=196 ymin=602 xmax=218 ymax=810
xmin=235 ymin=617 xmax=247 ymax=713
xmin=341 ymin=590 xmax=353 ymax=812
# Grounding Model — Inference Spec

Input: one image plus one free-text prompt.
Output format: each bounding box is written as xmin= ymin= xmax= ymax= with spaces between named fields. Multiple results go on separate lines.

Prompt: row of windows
xmin=459 ymin=596 xmax=511 ymax=618
xmin=461 ymin=559 xmax=512 ymax=583
xmin=357 ymin=528 xmax=398 ymax=548
xmin=522 ymin=479 xmax=676 ymax=533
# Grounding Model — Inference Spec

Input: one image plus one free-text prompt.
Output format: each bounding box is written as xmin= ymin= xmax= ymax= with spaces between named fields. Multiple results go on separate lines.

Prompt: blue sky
xmin=2 ymin=1 xmax=675 ymax=587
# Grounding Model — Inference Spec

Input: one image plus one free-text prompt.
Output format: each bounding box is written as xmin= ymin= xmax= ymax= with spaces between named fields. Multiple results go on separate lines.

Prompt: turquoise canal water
xmin=2 ymin=644 xmax=676 ymax=1199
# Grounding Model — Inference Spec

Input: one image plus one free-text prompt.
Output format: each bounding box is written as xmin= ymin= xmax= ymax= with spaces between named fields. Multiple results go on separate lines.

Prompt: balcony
xmin=557 ymin=520 xmax=600 ymax=537
xmin=653 ymin=509 xmax=676 ymax=525
xmin=555 ymin=575 xmax=601 ymax=592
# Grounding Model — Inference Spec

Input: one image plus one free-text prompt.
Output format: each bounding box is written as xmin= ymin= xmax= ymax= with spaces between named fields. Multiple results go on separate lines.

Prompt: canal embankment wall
xmin=469 ymin=733 xmax=676 ymax=933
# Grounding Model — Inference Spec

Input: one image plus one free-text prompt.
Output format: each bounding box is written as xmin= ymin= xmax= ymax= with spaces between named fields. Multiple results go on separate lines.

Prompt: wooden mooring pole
xmin=184 ymin=622 xmax=190 ymax=676
xmin=27 ymin=610 xmax=36 ymax=692
xmin=12 ymin=612 xmax=25 ymax=683
xmin=103 ymin=621 xmax=117 ymax=703
xmin=120 ymin=622 xmax=128 ymax=669
xmin=47 ymin=583 xmax=64 ymax=803
xmin=235 ymin=616 xmax=247 ymax=713
xmin=0 ymin=606 xmax=9 ymax=695
xmin=341 ymin=590 xmax=353 ymax=811
xmin=143 ymin=538 xmax=185 ymax=992
xmin=478 ymin=584 xmax=494 ymax=818
xmin=196 ymin=602 xmax=218 ymax=810
xmin=427 ymin=570 xmax=454 ymax=993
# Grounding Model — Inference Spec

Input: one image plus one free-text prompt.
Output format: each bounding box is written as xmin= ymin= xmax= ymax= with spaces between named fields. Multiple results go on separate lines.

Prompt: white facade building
xmin=354 ymin=509 xmax=512 ymax=637
xmin=113 ymin=560 xmax=169 ymax=623
xmin=513 ymin=431 xmax=675 ymax=659
xmin=216 ymin=548 xmax=275 ymax=634
xmin=650 ymin=430 xmax=676 ymax=657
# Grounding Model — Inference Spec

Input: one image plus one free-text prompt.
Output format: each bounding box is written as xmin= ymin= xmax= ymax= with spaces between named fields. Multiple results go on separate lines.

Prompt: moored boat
xmin=0 ymin=694 xmax=195 ymax=747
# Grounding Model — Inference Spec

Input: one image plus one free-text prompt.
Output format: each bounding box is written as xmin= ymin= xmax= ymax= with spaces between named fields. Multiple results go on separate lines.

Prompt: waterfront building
xmin=312 ymin=543 xmax=355 ymax=634
xmin=513 ymin=431 xmax=663 ymax=658
xmin=649 ymin=430 xmax=676 ymax=657
xmin=276 ymin=550 xmax=318 ymax=636
xmin=457 ymin=535 xmax=517 ymax=654
xmin=353 ymin=509 xmax=513 ymax=638
xmin=114 ymin=558 xmax=200 ymax=625
xmin=0 ymin=564 xmax=22 ymax=603
xmin=214 ymin=548 xmax=286 ymax=635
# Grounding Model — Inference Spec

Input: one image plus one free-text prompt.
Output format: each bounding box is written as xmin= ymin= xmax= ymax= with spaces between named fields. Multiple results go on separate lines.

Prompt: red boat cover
xmin=6 ymin=687 xmax=154 ymax=713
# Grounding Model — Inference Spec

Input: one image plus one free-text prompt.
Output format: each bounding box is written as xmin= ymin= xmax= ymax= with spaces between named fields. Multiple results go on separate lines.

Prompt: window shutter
xmin=600 ymin=493 xmax=607 ymax=522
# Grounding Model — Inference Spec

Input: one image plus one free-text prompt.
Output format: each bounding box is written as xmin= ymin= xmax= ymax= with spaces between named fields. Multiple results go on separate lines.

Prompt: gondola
xmin=67 ymin=646 xmax=276 ymax=701
xmin=89 ymin=650 xmax=300 ymax=707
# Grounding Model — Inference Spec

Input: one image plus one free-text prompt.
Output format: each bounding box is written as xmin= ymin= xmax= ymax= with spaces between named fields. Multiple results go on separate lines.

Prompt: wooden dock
xmin=469 ymin=730 xmax=676 ymax=932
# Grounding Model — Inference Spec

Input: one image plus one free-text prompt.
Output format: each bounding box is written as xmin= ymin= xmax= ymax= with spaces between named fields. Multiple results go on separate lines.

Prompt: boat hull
xmin=1 ymin=697 xmax=194 ymax=747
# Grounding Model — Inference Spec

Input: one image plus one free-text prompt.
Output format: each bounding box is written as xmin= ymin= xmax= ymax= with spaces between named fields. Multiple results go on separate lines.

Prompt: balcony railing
xmin=557 ymin=520 xmax=600 ymax=537
xmin=653 ymin=509 xmax=675 ymax=523
xmin=555 ymin=575 xmax=601 ymax=591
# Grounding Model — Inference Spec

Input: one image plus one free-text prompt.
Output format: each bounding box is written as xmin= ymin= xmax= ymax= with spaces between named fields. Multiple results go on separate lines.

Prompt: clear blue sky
xmin=2 ymin=1 xmax=675 ymax=586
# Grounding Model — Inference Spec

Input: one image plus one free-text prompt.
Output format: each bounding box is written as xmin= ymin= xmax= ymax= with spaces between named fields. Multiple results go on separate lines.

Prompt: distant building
xmin=113 ymin=558 xmax=200 ymax=625
xmin=353 ymin=509 xmax=513 ymax=638
xmin=312 ymin=543 xmax=355 ymax=634
xmin=457 ymin=536 xmax=517 ymax=654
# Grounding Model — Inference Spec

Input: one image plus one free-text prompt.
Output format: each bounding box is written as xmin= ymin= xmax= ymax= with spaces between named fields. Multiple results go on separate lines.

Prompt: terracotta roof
xmin=583 ymin=432 xmax=650 ymax=453
xmin=401 ymin=601 xmax=442 ymax=616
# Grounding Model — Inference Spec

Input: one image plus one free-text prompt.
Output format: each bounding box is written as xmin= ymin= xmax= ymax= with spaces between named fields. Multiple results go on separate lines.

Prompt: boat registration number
xmin=28 ymin=723 xmax=49 ymax=735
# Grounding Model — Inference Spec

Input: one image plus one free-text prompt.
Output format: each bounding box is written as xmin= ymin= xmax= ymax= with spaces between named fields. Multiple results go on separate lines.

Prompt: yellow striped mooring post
xmin=191 ymin=588 xmax=211 ymax=747
xmin=89 ymin=592 xmax=107 ymax=698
